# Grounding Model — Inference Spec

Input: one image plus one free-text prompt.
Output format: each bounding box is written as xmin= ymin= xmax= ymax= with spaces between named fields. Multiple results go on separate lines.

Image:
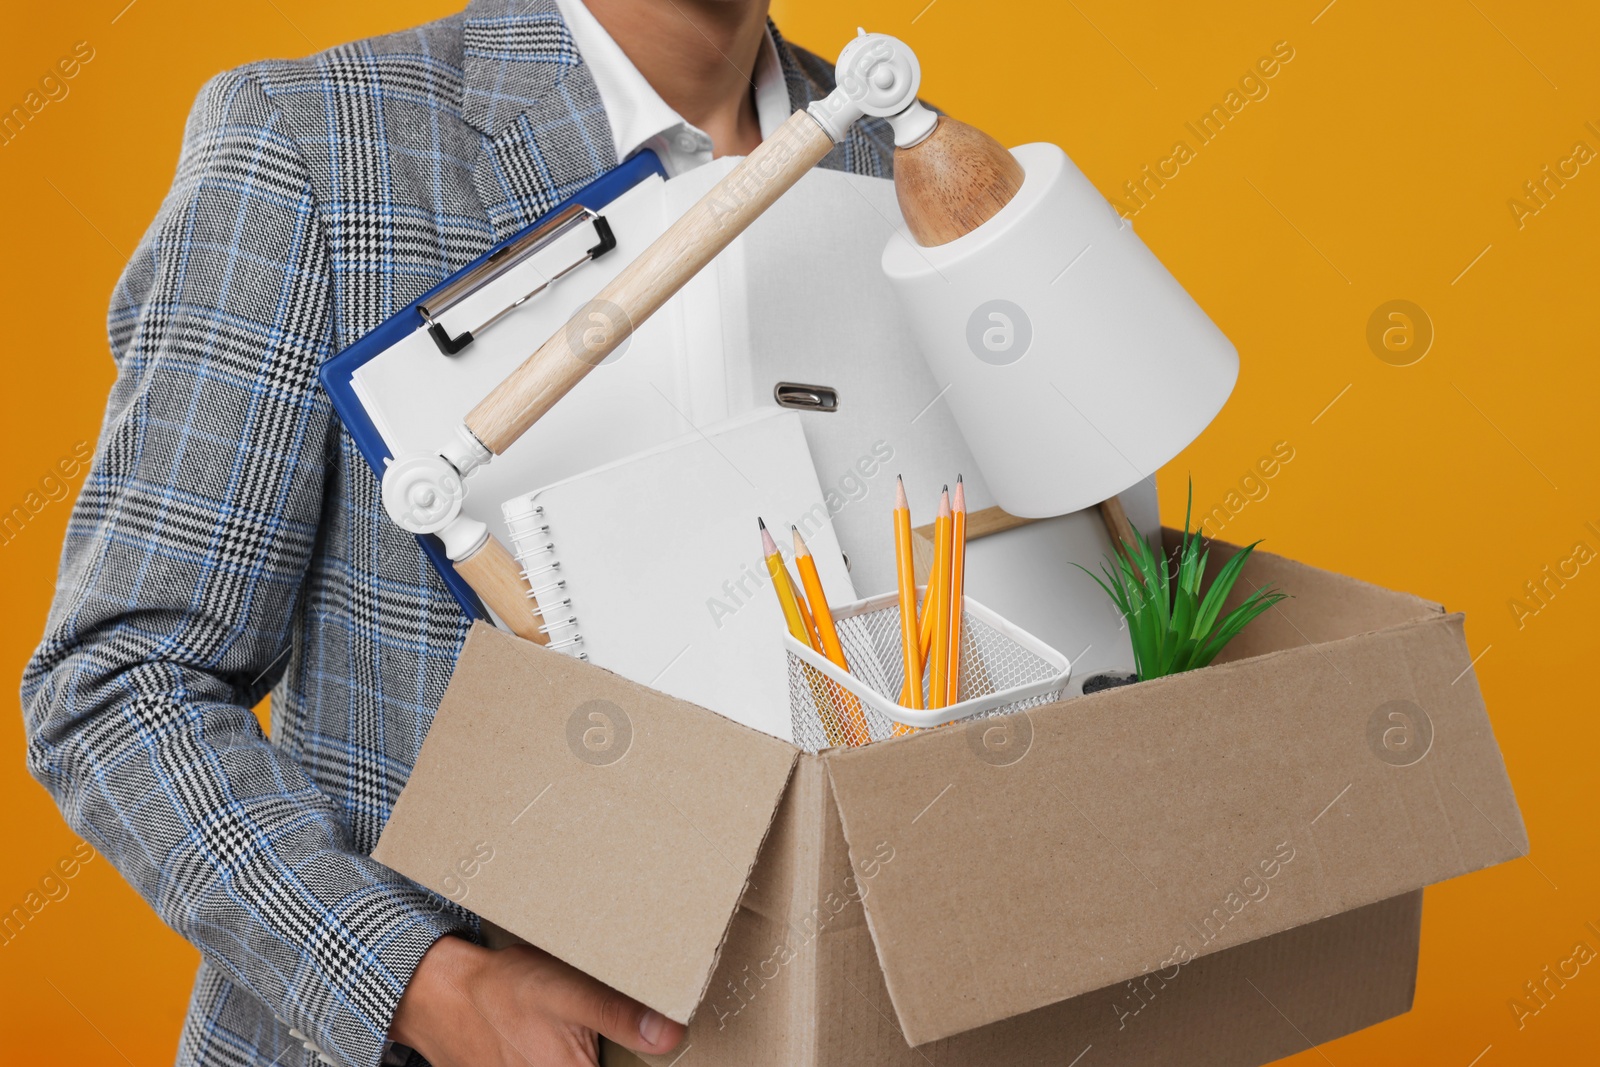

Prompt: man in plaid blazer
xmin=20 ymin=1 xmax=897 ymax=1064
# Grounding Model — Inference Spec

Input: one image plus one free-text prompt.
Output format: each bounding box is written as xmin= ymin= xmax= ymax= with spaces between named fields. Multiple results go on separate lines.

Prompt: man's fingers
xmin=557 ymin=972 xmax=685 ymax=1056
xmin=590 ymin=986 xmax=685 ymax=1056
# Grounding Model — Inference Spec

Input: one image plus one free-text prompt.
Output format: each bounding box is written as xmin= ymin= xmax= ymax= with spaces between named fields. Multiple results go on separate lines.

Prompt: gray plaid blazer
xmin=19 ymin=2 xmax=895 ymax=1064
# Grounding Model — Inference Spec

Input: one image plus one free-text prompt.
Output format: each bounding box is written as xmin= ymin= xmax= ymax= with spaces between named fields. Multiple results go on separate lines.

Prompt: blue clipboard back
xmin=320 ymin=151 xmax=667 ymax=621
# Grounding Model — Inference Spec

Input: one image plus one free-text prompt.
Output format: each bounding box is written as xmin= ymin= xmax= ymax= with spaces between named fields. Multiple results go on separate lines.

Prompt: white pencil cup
xmin=785 ymin=589 xmax=1072 ymax=752
xmin=881 ymin=143 xmax=1239 ymax=518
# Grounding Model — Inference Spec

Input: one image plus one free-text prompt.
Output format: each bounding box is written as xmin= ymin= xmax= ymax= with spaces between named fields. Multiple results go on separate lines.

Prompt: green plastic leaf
xmin=1080 ymin=478 xmax=1289 ymax=682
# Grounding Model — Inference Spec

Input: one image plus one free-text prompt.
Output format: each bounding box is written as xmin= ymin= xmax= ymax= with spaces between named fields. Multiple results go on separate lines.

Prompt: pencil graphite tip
xmin=895 ymin=476 xmax=908 ymax=510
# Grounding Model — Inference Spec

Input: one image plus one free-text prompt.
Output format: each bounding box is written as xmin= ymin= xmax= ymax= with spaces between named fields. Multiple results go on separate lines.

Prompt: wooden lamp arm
xmin=464 ymin=110 xmax=837 ymax=455
xmin=454 ymin=535 xmax=550 ymax=644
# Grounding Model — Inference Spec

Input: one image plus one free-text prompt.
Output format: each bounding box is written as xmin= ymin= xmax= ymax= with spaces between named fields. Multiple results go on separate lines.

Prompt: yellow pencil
xmin=946 ymin=475 xmax=968 ymax=706
xmin=791 ymin=527 xmax=848 ymax=667
xmin=929 ymin=488 xmax=953 ymax=710
xmin=793 ymin=527 xmax=871 ymax=746
xmin=893 ymin=476 xmax=923 ymax=711
xmin=918 ymin=501 xmax=947 ymax=662
xmin=788 ymin=565 xmax=822 ymax=651
xmin=761 ymin=518 xmax=809 ymax=645
xmin=900 ymin=496 xmax=946 ymax=706
xmin=766 ymin=518 xmax=848 ymax=746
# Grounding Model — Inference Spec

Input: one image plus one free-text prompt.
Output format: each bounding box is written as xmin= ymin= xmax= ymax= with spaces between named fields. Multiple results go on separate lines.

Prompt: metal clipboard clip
xmin=418 ymin=204 xmax=617 ymax=356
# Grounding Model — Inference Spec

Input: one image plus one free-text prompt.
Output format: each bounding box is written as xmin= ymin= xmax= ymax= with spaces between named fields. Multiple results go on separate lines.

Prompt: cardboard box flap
xmin=374 ymin=623 xmax=798 ymax=1023
xmin=826 ymin=608 xmax=1524 ymax=1045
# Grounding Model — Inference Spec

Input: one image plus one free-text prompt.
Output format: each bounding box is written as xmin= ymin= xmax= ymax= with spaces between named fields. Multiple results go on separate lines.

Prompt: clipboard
xmin=319 ymin=151 xmax=667 ymax=621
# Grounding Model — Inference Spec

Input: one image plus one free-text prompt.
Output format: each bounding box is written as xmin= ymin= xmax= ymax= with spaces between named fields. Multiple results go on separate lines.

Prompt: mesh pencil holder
xmin=785 ymin=588 xmax=1073 ymax=752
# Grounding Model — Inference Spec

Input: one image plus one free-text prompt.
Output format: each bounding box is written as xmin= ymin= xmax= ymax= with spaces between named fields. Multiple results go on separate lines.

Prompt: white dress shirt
xmin=555 ymin=0 xmax=792 ymax=176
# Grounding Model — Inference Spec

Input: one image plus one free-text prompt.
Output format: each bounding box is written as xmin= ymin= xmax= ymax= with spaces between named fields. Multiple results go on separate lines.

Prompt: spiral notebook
xmin=502 ymin=407 xmax=854 ymax=741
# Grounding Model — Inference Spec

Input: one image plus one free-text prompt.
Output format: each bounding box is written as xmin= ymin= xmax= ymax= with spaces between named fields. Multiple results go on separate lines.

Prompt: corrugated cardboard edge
xmin=680 ymin=753 xmax=801 ymax=1023
xmin=623 ymin=755 xmax=839 ymax=1066
xmin=823 ymin=609 xmax=1526 ymax=1045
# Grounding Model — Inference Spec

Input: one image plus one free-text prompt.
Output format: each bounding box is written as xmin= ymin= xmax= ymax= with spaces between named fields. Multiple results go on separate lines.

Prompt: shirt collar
xmin=554 ymin=0 xmax=790 ymax=173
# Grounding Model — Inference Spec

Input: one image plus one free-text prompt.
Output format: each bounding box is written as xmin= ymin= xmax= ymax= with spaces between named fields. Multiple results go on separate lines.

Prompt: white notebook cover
xmin=503 ymin=407 xmax=854 ymax=741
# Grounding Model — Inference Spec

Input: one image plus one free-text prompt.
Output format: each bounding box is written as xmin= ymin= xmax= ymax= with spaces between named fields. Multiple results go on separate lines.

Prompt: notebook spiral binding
xmin=504 ymin=498 xmax=587 ymax=659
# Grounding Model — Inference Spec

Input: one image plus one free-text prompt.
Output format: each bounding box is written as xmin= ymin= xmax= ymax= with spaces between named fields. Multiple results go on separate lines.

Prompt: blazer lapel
xmin=460 ymin=0 xmax=618 ymax=240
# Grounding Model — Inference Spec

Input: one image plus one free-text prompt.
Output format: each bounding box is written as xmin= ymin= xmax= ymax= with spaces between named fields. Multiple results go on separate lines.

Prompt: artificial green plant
xmin=1080 ymin=482 xmax=1287 ymax=681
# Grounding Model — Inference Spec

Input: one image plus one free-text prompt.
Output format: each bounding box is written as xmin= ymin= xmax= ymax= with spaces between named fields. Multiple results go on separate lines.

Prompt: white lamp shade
xmin=882 ymin=143 xmax=1238 ymax=518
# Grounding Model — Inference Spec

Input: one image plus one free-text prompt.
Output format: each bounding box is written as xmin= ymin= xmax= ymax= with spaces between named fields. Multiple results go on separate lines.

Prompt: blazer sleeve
xmin=19 ymin=69 xmax=470 ymax=1067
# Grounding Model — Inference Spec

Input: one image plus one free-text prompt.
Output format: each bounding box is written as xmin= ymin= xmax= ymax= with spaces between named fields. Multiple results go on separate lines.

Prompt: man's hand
xmin=390 ymin=934 xmax=686 ymax=1066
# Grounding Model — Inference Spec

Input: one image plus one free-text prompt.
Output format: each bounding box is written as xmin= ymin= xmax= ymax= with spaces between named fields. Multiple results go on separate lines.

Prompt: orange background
xmin=2 ymin=0 xmax=1594 ymax=1062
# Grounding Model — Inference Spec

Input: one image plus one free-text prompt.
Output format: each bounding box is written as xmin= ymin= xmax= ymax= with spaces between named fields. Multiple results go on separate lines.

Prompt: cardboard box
xmin=373 ymin=536 xmax=1526 ymax=1065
